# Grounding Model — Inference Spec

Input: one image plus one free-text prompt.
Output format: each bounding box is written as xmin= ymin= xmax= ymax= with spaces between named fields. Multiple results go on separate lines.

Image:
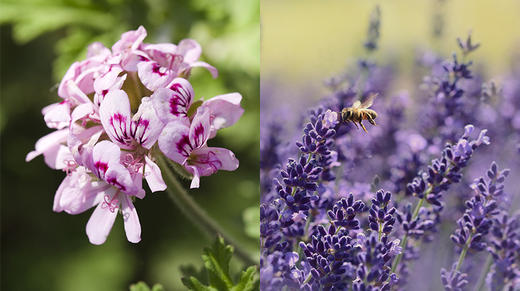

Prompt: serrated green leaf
xmin=230 ymin=266 xmax=258 ymax=291
xmin=129 ymin=281 xmax=164 ymax=291
xmin=184 ymin=276 xmax=219 ymax=291
xmin=201 ymin=236 xmax=234 ymax=290
xmin=180 ymin=264 xmax=208 ymax=285
xmin=129 ymin=281 xmax=152 ymax=291
xmin=181 ymin=236 xmax=259 ymax=291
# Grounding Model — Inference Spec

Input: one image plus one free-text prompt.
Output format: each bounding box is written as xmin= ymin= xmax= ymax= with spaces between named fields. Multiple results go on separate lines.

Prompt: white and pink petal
xmin=203 ymin=93 xmax=244 ymax=136
xmin=189 ymin=146 xmax=239 ymax=176
xmin=121 ymin=194 xmax=141 ymax=243
xmin=99 ymin=90 xmax=133 ymax=149
xmin=105 ymin=162 xmax=144 ymax=197
xmin=131 ymin=97 xmax=164 ymax=149
xmin=86 ymin=188 xmax=119 ymax=245
xmin=91 ymin=140 xmax=121 ymax=179
xmin=86 ymin=42 xmax=111 ymax=59
xmin=67 ymin=125 xmax=103 ymax=168
xmin=93 ymin=65 xmax=124 ymax=96
xmin=189 ymin=61 xmax=218 ymax=78
xmin=54 ymin=168 xmax=107 ymax=214
xmin=189 ymin=107 xmax=211 ymax=148
xmin=137 ymin=61 xmax=175 ymax=91
xmin=42 ymin=101 xmax=71 ymax=129
xmin=177 ymin=39 xmax=202 ymax=63
xmin=143 ymin=156 xmax=166 ymax=192
xmin=70 ymin=103 xmax=95 ymax=125
xmin=158 ymin=121 xmax=191 ymax=164
xmin=112 ymin=26 xmax=147 ymax=54
xmin=151 ymin=78 xmax=194 ymax=123
xmin=26 ymin=129 xmax=68 ymax=169
xmin=185 ymin=165 xmax=201 ymax=189
xmin=183 ymin=147 xmax=239 ymax=189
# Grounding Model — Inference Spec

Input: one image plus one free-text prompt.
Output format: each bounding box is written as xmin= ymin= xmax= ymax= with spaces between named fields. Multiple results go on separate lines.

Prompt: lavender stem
xmin=391 ymin=196 xmax=426 ymax=273
xmin=455 ymin=233 xmax=473 ymax=272
xmin=474 ymin=254 xmax=493 ymax=291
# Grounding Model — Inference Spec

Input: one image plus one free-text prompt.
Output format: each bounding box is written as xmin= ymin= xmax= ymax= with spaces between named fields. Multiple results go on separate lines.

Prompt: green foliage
xmin=181 ymin=236 xmax=259 ymax=291
xmin=0 ymin=0 xmax=259 ymax=81
xmin=129 ymin=281 xmax=165 ymax=291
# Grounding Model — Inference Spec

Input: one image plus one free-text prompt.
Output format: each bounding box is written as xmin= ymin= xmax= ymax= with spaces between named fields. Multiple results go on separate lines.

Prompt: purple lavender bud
xmin=441 ymin=266 xmax=469 ymax=291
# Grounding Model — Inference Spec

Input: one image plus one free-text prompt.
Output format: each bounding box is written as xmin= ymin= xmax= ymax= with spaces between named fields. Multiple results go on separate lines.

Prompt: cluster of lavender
xmin=441 ymin=162 xmax=519 ymax=291
xmin=260 ymin=6 xmax=519 ymax=290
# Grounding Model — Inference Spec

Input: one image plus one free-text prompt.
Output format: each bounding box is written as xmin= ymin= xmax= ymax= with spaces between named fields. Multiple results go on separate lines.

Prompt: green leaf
xmin=129 ymin=281 xmax=164 ymax=291
xmin=0 ymin=2 xmax=116 ymax=44
xmin=129 ymin=281 xmax=152 ymax=291
xmin=181 ymin=236 xmax=259 ymax=291
xmin=180 ymin=264 xmax=208 ymax=285
xmin=184 ymin=277 xmax=219 ymax=291
xmin=201 ymin=236 xmax=234 ymax=290
xmin=230 ymin=266 xmax=258 ymax=291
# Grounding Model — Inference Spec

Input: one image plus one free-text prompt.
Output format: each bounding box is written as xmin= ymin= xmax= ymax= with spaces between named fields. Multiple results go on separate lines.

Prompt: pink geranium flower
xmin=50 ymin=141 xmax=143 ymax=245
xmin=137 ymin=39 xmax=218 ymax=91
xmin=58 ymin=42 xmax=113 ymax=101
xmin=27 ymin=26 xmax=244 ymax=245
xmin=99 ymin=90 xmax=166 ymax=192
xmin=158 ymin=107 xmax=239 ymax=188
xmin=53 ymin=165 xmax=142 ymax=245
xmin=151 ymin=77 xmax=244 ymax=137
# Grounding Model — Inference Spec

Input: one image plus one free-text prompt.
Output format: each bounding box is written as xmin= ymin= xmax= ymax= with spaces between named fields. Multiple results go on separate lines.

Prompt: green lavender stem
xmin=156 ymin=155 xmax=256 ymax=266
xmin=391 ymin=196 xmax=426 ymax=273
xmin=455 ymin=233 xmax=473 ymax=272
xmin=474 ymin=254 xmax=493 ymax=291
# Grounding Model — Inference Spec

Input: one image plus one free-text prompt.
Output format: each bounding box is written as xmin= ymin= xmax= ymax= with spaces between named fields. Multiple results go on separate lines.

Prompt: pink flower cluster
xmin=26 ymin=26 xmax=244 ymax=245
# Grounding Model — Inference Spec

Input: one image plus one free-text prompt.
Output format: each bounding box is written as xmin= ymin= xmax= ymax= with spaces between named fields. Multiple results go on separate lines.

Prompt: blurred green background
xmin=261 ymin=0 xmax=520 ymax=100
xmin=0 ymin=0 xmax=259 ymax=290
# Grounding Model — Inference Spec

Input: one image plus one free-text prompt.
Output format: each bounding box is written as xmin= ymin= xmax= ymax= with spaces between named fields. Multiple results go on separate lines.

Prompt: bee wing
xmin=360 ymin=93 xmax=377 ymax=109
xmin=351 ymin=100 xmax=361 ymax=109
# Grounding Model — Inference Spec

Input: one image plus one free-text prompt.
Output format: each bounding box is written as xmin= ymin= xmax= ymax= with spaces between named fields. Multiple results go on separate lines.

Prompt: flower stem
xmin=303 ymin=272 xmax=313 ymax=285
xmin=156 ymin=155 xmax=257 ymax=266
xmin=391 ymin=196 xmax=426 ymax=273
xmin=474 ymin=254 xmax=493 ymax=291
xmin=455 ymin=233 xmax=473 ymax=272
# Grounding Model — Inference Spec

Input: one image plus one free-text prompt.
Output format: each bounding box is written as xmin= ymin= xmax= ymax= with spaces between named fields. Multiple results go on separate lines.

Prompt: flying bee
xmin=340 ymin=93 xmax=378 ymax=133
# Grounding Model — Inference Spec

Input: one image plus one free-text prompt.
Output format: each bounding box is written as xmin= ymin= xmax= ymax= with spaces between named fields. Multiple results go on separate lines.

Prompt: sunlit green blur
xmin=261 ymin=0 xmax=520 ymax=98
xmin=0 ymin=0 xmax=259 ymax=290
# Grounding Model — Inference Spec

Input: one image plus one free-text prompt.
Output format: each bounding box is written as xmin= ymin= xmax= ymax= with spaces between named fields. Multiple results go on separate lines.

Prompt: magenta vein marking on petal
xmin=152 ymin=63 xmax=167 ymax=76
xmin=110 ymin=113 xmax=131 ymax=145
xmin=107 ymin=177 xmax=127 ymax=192
xmin=133 ymin=118 xmax=150 ymax=144
xmin=94 ymin=161 xmax=109 ymax=178
xmin=197 ymin=151 xmax=222 ymax=172
xmin=169 ymin=83 xmax=191 ymax=104
xmin=176 ymin=135 xmax=193 ymax=158
xmin=193 ymin=124 xmax=205 ymax=147
xmin=169 ymin=95 xmax=188 ymax=117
